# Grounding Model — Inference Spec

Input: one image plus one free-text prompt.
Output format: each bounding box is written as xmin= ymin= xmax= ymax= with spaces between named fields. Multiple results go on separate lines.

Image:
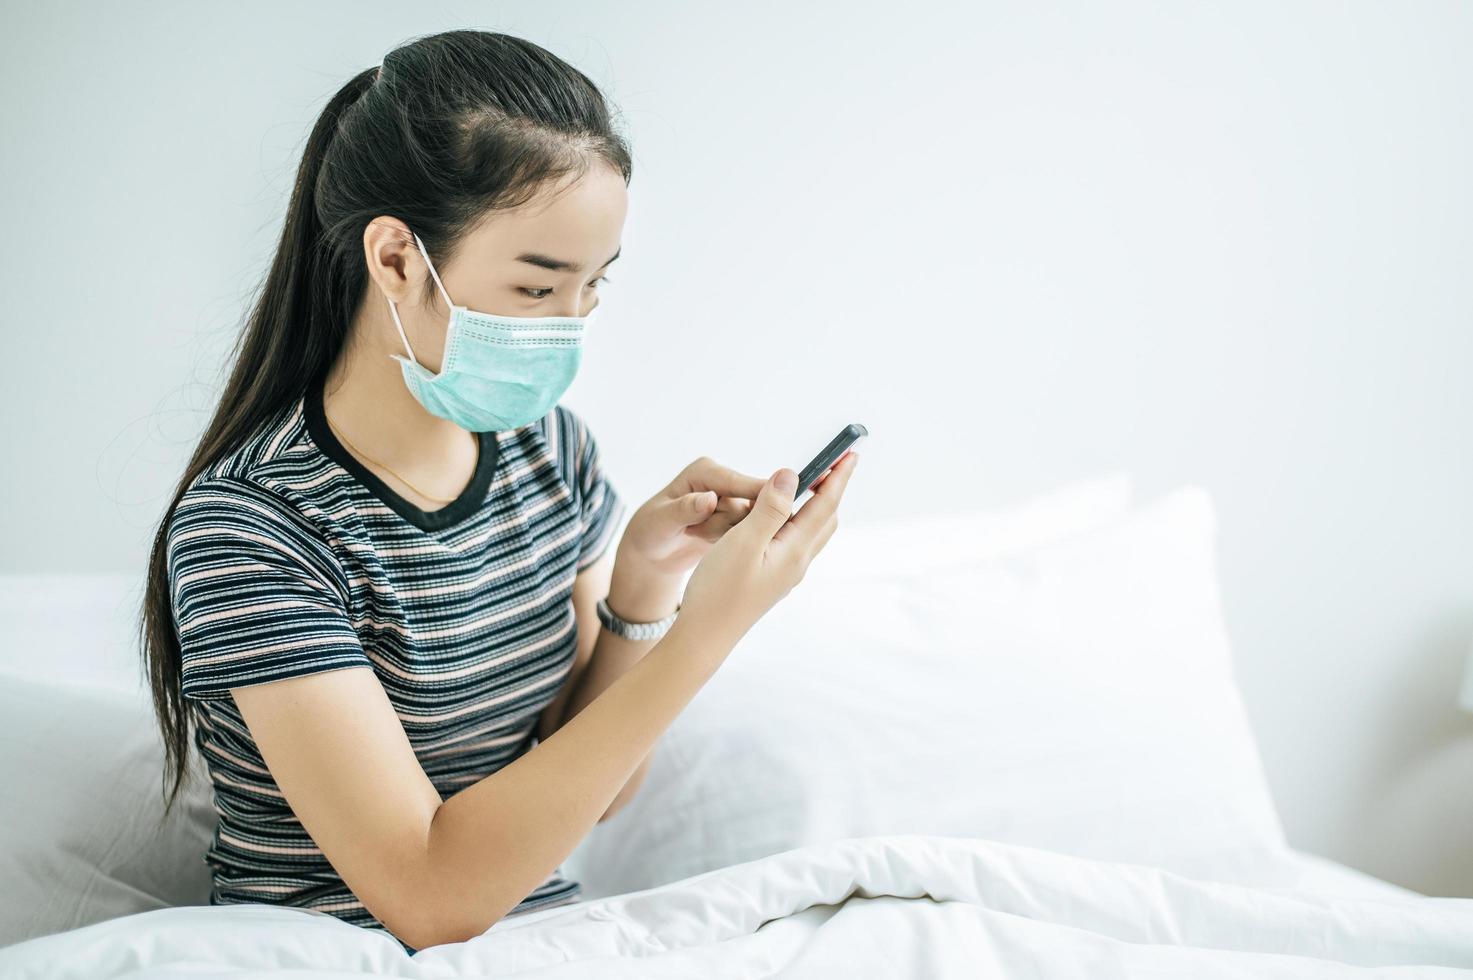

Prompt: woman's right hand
xmin=678 ymin=450 xmax=860 ymax=647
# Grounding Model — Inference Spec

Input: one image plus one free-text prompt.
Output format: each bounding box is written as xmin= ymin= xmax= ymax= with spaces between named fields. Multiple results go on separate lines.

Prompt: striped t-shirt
xmin=165 ymin=373 xmax=626 ymax=952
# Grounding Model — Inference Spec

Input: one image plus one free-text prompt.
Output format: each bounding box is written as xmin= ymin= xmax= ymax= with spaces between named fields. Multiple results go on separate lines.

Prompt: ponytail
xmin=140 ymin=65 xmax=379 ymax=819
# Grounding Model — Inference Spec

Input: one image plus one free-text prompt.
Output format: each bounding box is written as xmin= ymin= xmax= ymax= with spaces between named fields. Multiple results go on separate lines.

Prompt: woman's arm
xmin=542 ymin=542 xmax=682 ymax=822
xmin=231 ymin=608 xmax=732 ymax=951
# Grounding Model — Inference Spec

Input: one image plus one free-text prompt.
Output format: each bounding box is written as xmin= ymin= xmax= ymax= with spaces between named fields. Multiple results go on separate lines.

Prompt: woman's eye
xmin=520 ymin=276 xmax=610 ymax=300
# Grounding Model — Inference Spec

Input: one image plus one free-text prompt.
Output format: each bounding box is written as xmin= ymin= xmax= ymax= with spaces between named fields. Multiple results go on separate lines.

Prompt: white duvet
xmin=4 ymin=834 xmax=1470 ymax=979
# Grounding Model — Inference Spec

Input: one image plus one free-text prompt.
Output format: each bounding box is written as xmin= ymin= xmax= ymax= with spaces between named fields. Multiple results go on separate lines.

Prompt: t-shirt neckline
xmin=303 ymin=372 xmax=498 ymax=532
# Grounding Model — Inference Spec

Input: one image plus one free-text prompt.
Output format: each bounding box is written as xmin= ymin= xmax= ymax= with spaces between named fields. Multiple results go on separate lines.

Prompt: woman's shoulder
xmin=173 ymin=397 xmax=331 ymax=537
xmin=206 ymin=397 xmax=315 ymax=478
xmin=167 ymin=467 xmax=351 ymax=615
xmin=539 ymin=402 xmax=606 ymax=478
xmin=508 ymin=404 xmax=582 ymax=490
xmin=531 ymin=402 xmax=579 ymax=446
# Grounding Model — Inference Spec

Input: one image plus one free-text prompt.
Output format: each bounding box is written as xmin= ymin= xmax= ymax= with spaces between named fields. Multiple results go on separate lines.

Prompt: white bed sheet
xmin=1 ymin=834 xmax=1465 ymax=979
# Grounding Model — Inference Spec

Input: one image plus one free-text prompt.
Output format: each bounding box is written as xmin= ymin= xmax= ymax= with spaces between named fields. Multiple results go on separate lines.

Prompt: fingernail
xmin=775 ymin=470 xmax=796 ymax=492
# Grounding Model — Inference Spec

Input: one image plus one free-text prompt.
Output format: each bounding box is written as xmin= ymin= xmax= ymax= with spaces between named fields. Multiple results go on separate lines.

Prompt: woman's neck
xmin=320 ymin=310 xmax=482 ymax=510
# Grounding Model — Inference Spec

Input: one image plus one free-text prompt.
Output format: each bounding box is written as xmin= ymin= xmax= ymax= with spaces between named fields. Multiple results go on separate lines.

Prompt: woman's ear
xmin=363 ymin=217 xmax=422 ymax=307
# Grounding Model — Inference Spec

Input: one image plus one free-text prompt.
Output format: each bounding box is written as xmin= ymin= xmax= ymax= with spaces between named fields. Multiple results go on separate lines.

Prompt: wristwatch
xmin=596 ymin=594 xmax=681 ymax=641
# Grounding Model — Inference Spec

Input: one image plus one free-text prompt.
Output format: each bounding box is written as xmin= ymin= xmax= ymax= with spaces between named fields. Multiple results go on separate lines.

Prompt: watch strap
xmin=596 ymin=594 xmax=680 ymax=641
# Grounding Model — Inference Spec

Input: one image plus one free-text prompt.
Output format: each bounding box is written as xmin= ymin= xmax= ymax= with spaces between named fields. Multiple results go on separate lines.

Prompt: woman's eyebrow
xmin=516 ymin=247 xmax=621 ymax=273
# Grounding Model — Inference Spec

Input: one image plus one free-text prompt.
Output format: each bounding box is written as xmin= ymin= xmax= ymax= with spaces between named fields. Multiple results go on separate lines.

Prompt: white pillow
xmin=663 ymin=471 xmax=1134 ymax=597
xmin=566 ymin=485 xmax=1299 ymax=899
xmin=0 ymin=673 xmax=215 ymax=948
xmin=804 ymin=470 xmax=1134 ymax=577
xmin=566 ymin=472 xmax=1140 ymax=886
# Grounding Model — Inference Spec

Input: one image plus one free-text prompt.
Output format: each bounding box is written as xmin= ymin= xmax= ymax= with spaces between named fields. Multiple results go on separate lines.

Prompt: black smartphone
xmin=794 ymin=423 xmax=868 ymax=501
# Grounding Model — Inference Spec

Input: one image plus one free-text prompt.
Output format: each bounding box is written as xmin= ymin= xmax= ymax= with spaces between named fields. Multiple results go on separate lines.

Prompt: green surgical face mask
xmin=386 ymin=230 xmax=594 ymax=432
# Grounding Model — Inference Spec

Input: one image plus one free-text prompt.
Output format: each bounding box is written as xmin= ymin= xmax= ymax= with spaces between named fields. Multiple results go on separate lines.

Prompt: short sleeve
xmin=167 ymin=477 xmax=373 ymax=702
xmin=559 ymin=408 xmax=627 ymax=571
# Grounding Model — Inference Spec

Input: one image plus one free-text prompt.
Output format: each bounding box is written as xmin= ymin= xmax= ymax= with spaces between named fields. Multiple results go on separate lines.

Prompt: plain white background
xmin=2 ymin=1 xmax=1469 ymax=895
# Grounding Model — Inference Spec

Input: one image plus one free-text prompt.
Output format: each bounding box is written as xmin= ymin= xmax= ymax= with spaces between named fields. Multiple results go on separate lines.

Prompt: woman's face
xmin=371 ymin=162 xmax=628 ymax=373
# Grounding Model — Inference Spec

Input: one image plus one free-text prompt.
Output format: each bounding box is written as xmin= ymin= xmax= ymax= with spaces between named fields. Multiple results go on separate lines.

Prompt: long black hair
xmin=141 ymin=29 xmax=633 ymax=818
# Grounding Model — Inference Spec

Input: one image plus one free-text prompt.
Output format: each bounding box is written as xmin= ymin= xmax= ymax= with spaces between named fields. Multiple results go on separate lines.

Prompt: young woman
xmin=139 ymin=30 xmax=857 ymax=954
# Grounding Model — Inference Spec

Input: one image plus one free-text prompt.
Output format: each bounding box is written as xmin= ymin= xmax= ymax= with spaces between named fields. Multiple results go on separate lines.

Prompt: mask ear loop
xmin=386 ymin=231 xmax=456 ymax=365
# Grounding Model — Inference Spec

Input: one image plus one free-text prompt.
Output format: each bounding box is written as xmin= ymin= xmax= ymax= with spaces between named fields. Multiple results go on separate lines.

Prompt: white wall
xmin=3 ymin=0 xmax=1469 ymax=894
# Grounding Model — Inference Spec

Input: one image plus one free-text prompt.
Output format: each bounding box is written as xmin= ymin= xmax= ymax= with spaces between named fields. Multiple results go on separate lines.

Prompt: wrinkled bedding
xmin=3 ymin=833 xmax=1470 ymax=979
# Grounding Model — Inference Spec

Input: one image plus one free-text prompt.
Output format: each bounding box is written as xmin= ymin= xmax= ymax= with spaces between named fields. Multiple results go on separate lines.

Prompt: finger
xmin=677 ymin=457 xmax=768 ymax=502
xmin=721 ymin=497 xmax=754 ymax=526
xmin=774 ymin=451 xmax=857 ymax=547
xmin=776 ymin=450 xmax=856 ymax=547
xmin=663 ymin=490 xmax=718 ymax=528
xmin=737 ymin=468 xmax=799 ymax=545
xmin=692 ymin=496 xmax=753 ymax=540
xmin=806 ymin=513 xmax=839 ymax=563
xmin=806 ymin=448 xmax=857 ymax=494
xmin=682 ymin=498 xmax=747 ymax=543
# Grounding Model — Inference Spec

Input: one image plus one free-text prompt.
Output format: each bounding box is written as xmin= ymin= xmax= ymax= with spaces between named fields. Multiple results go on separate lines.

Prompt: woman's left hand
xmin=609 ymin=456 xmax=768 ymax=614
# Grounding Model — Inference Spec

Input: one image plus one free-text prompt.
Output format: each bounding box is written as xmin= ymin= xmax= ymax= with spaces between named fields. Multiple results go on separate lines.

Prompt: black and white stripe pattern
xmin=166 ymin=379 xmax=625 ymax=952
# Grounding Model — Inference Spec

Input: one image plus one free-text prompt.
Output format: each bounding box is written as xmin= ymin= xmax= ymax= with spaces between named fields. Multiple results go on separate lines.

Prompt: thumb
xmin=740 ymin=468 xmax=797 ymax=542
